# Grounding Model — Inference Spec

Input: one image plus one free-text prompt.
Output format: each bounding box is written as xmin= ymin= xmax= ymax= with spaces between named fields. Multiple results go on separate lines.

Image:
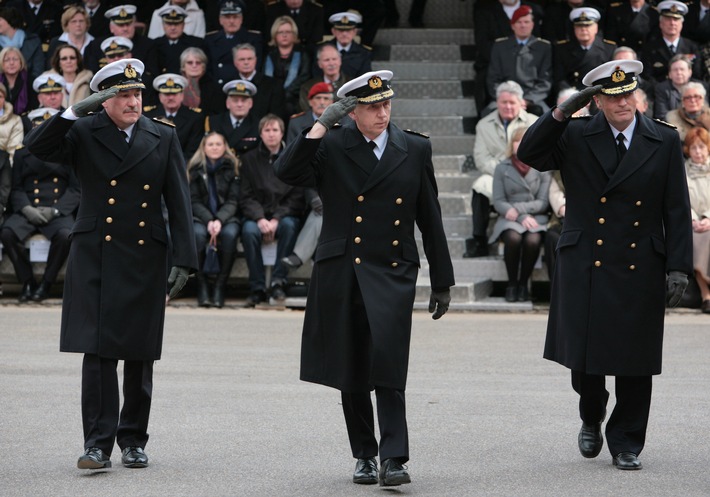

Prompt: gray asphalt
xmin=1 ymin=305 xmax=709 ymax=497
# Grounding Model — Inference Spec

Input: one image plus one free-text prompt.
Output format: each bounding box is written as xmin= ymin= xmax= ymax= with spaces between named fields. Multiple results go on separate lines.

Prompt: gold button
xmin=33 ymin=179 xmax=38 ymax=184
xmin=143 ymin=184 xmax=150 ymax=190
xmin=138 ymin=240 xmax=145 ymax=245
xmin=600 ymin=197 xmax=607 ymax=203
xmin=106 ymin=217 xmax=113 ymax=223
xmin=392 ymin=240 xmax=399 ymax=246
xmin=34 ymin=198 xmax=40 ymax=204
xmin=391 ymin=262 xmax=398 ymax=268
xmin=357 ymin=195 xmax=364 ymax=202
xmin=629 ymin=265 xmax=636 ymax=270
xmin=395 ymin=198 xmax=403 ymax=205
xmin=598 ymin=218 xmax=605 ymax=224
xmin=394 ymin=220 xmax=400 ymax=226
xmin=138 ymin=221 xmax=145 ymax=227
xmin=53 ymin=177 xmax=58 ymax=183
xmin=594 ymin=261 xmax=601 ymax=267
xmin=354 ymin=237 xmax=361 ymax=244
xmin=630 ymin=243 xmax=637 ymax=248
xmin=54 ymin=188 xmax=59 ymax=193
xmin=108 ymin=198 xmax=115 ymax=205
xmin=355 ymin=257 xmax=361 ymax=264
xmin=355 ymin=216 xmax=362 ymax=223
xmin=635 ymin=200 xmax=642 ymax=206
xmin=110 ymin=179 xmax=117 ymax=186
xmin=105 ymin=235 xmax=112 ymax=242
xmin=34 ymin=188 xmax=40 ymax=194
xmin=596 ymin=239 xmax=603 ymax=246
xmin=53 ymin=200 xmax=57 ymax=204
xmin=633 ymin=221 xmax=639 ymax=227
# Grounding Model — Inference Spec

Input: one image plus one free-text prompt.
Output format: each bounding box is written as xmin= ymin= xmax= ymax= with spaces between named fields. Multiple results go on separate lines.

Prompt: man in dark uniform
xmin=206 ymin=79 xmax=259 ymax=155
xmin=7 ymin=0 xmax=63 ymax=46
xmin=143 ymin=73 xmax=202 ymax=161
xmin=518 ymin=59 xmax=692 ymax=471
xmin=77 ymin=0 xmax=111 ymax=38
xmin=554 ymin=7 xmax=616 ymax=92
xmin=1 ymin=107 xmax=79 ymax=303
xmin=153 ymin=5 xmax=208 ymax=75
xmin=232 ymin=42 xmax=286 ymax=121
xmin=323 ymin=0 xmax=385 ymax=45
xmin=205 ymin=0 xmax=264 ymax=87
xmin=299 ymin=43 xmax=349 ymax=111
xmin=541 ymin=0 xmax=583 ymax=44
xmin=274 ymin=70 xmax=454 ymax=487
xmin=322 ymin=11 xmax=371 ymax=78
xmin=24 ymin=58 xmax=196 ymax=470
xmin=604 ymin=0 xmax=659 ymax=54
xmin=266 ymin=0 xmax=324 ymax=53
xmin=682 ymin=0 xmax=710 ymax=44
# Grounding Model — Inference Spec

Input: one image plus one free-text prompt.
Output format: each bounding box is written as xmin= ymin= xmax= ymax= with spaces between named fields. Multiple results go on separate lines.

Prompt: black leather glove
xmin=36 ymin=206 xmax=59 ymax=221
xmin=167 ymin=266 xmax=190 ymax=300
xmin=310 ymin=196 xmax=323 ymax=216
xmin=21 ymin=205 xmax=49 ymax=225
xmin=316 ymin=95 xmax=357 ymax=129
xmin=72 ymin=87 xmax=119 ymax=117
xmin=666 ymin=271 xmax=688 ymax=308
xmin=557 ymin=85 xmax=603 ymax=119
xmin=428 ymin=289 xmax=451 ymax=320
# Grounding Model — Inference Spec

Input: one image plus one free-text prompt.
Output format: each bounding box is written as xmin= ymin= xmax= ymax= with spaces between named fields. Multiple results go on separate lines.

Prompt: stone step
xmin=375 ymin=28 xmax=474 ymax=45
xmin=392 ymin=98 xmax=477 ymax=117
xmin=388 ymin=44 xmax=472 ymax=62
xmin=438 ymin=192 xmax=470 ymax=216
xmin=373 ymin=61 xmax=475 ymax=80
xmin=440 ymin=215 xmax=473 ymax=237
xmin=447 ymin=256 xmax=550 ymax=282
xmin=392 ymin=80 xmax=469 ymax=99
xmin=430 ymin=135 xmax=475 ymax=156
xmin=413 ymin=297 xmax=534 ymax=312
xmin=415 ymin=277 xmax=492 ymax=302
xmin=432 ymin=155 xmax=469 ymax=173
xmin=394 ymin=116 xmax=468 ymax=135
xmin=434 ymin=173 xmax=474 ymax=194
xmin=416 ymin=235 xmax=467 ymax=259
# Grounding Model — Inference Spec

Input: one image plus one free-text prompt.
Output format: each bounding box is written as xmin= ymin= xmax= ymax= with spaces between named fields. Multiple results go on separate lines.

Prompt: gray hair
xmin=612 ymin=46 xmax=638 ymax=60
xmin=682 ymin=81 xmax=707 ymax=98
xmin=495 ymin=80 xmax=524 ymax=101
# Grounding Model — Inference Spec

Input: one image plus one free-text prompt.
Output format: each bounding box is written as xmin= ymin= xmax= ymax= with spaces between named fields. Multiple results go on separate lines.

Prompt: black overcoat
xmin=517 ymin=110 xmax=693 ymax=376
xmin=24 ymin=111 xmax=197 ymax=361
xmin=274 ymin=122 xmax=455 ymax=392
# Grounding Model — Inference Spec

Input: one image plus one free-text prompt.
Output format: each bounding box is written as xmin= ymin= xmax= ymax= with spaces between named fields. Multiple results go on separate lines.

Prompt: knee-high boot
xmin=463 ymin=190 xmax=490 ymax=258
xmin=196 ymin=272 xmax=211 ymax=307
xmin=212 ymin=250 xmax=236 ymax=308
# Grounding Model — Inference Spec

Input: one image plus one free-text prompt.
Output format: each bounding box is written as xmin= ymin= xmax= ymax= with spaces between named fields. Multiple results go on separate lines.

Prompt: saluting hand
xmin=556 ymin=85 xmax=603 ymax=120
xmin=72 ymin=87 xmax=119 ymax=117
xmin=317 ymin=96 xmax=358 ymax=130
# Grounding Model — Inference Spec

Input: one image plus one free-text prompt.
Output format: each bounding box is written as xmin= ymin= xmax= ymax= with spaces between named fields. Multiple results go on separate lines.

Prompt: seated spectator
xmin=0 ymin=107 xmax=79 ymax=302
xmin=264 ymin=15 xmax=311 ymax=118
xmin=299 ymin=43 xmax=349 ymax=111
xmin=466 ymin=80 xmax=538 ymax=258
xmin=0 ymin=7 xmax=44 ymax=83
xmin=666 ymin=82 xmax=710 ymax=141
xmin=486 ymin=5 xmax=552 ymax=116
xmin=206 ymin=79 xmax=259 ymax=155
xmin=545 ymin=170 xmax=565 ymax=282
xmin=144 ymin=73 xmax=203 ymax=161
xmin=81 ymin=0 xmax=111 ymax=39
xmin=239 ymin=113 xmax=305 ymax=306
xmin=0 ymin=47 xmax=34 ymax=115
xmin=636 ymin=87 xmax=650 ymax=115
xmin=612 ymin=46 xmax=654 ymax=100
xmin=153 ymin=6 xmax=208 ymax=75
xmin=489 ymin=127 xmax=550 ymax=302
xmin=0 ymin=82 xmax=24 ymax=163
xmin=604 ymin=0 xmax=658 ymax=53
xmin=187 ymin=131 xmax=241 ymax=308
xmin=179 ymin=46 xmax=225 ymax=116
xmin=654 ymin=54 xmax=703 ymax=120
xmin=6 ymin=0 xmax=63 ymax=47
xmin=0 ymin=149 xmax=9 ymax=226
xmin=232 ymin=43 xmax=286 ymax=121
xmin=46 ymin=44 xmax=93 ymax=108
xmin=45 ymin=5 xmax=94 ymax=68
xmin=287 ymin=81 xmax=332 ymax=143
xmin=206 ymin=0 xmax=264 ymax=87
xmin=683 ymin=127 xmax=710 ymax=312
xmin=100 ymin=35 xmax=134 ymax=65
xmin=321 ymin=11 xmax=372 ymax=78
xmin=266 ymin=0 xmax=323 ymax=54
xmin=541 ymin=0 xmax=582 ymax=44
xmin=148 ymin=0 xmax=206 ymax=39
xmin=21 ymin=73 xmax=65 ymax=132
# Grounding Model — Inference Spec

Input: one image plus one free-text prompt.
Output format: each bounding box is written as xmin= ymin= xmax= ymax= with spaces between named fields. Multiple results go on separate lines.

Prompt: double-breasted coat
xmin=517 ymin=110 xmax=693 ymax=376
xmin=144 ymin=104 xmax=203 ymax=161
xmin=274 ymin=121 xmax=455 ymax=392
xmin=554 ymin=36 xmax=616 ymax=91
xmin=24 ymin=111 xmax=197 ymax=361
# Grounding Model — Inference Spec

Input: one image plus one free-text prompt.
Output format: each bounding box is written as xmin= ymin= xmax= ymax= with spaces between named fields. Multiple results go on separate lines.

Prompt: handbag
xmin=202 ymin=243 xmax=221 ymax=275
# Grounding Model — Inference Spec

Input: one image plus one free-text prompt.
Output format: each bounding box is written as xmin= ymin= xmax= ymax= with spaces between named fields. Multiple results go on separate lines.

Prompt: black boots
xmin=463 ymin=236 xmax=489 ymax=258
xmin=196 ymin=274 xmax=211 ymax=307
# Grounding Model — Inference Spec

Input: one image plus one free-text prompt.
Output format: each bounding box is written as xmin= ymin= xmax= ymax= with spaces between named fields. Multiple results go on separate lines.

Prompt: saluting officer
xmin=206 ymin=79 xmax=260 ymax=155
xmin=24 ymin=58 xmax=197 ymax=471
xmin=275 ymin=70 xmax=454 ymax=487
xmin=518 ymin=59 xmax=692 ymax=471
xmin=1 ymin=107 xmax=79 ymax=303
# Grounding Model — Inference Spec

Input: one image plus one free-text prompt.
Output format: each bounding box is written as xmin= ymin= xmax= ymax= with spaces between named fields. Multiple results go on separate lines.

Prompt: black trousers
xmin=0 ymin=227 xmax=71 ymax=284
xmin=81 ymin=354 xmax=153 ymax=455
xmin=571 ymin=371 xmax=653 ymax=457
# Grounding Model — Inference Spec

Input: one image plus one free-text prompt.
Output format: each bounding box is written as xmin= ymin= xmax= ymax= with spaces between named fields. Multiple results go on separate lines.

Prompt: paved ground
xmin=1 ymin=304 xmax=709 ymax=497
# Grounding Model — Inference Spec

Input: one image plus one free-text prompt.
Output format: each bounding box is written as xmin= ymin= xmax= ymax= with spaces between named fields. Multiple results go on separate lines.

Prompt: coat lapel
xmin=92 ymin=111 xmax=128 ymax=163
xmin=361 ymin=124 xmax=408 ymax=192
xmin=604 ymin=113 xmax=662 ymax=193
xmin=584 ymin=113 xmax=618 ymax=179
xmin=114 ymin=116 xmax=161 ymax=177
xmin=343 ymin=122 xmax=379 ymax=175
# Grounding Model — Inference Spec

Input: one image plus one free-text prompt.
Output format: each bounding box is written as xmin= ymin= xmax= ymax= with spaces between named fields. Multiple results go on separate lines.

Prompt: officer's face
xmin=332 ymin=27 xmax=356 ymax=46
xmin=37 ymin=91 xmax=63 ymax=110
xmin=234 ymin=49 xmax=257 ymax=76
xmin=110 ymin=20 xmax=135 ymax=38
xmin=204 ymin=134 xmax=227 ymax=161
xmin=496 ymin=91 xmax=522 ymax=121
xmin=574 ymin=23 xmax=598 ymax=44
xmin=159 ymin=91 xmax=184 ymax=112
xmin=309 ymin=93 xmax=333 ymax=116
xmin=260 ymin=120 xmax=284 ymax=149
xmin=594 ymin=91 xmax=638 ymax=130
xmin=660 ymin=15 xmax=683 ymax=39
xmin=351 ymin=99 xmax=391 ymax=140
xmin=226 ymin=95 xmax=252 ymax=119
xmin=317 ymin=46 xmax=341 ymax=78
xmin=164 ymin=21 xmax=184 ymax=40
xmin=511 ymin=14 xmax=534 ymax=39
xmin=220 ymin=14 xmax=243 ymax=34
xmin=103 ymin=88 xmax=142 ymax=129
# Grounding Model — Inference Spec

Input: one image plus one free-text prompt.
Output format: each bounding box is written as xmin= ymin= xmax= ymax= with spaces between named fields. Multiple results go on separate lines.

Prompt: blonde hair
xmin=269 ymin=16 xmax=299 ymax=46
xmin=187 ymin=131 xmax=239 ymax=175
xmin=507 ymin=127 xmax=528 ymax=157
xmin=0 ymin=46 xmax=27 ymax=72
xmin=62 ymin=5 xmax=90 ymax=31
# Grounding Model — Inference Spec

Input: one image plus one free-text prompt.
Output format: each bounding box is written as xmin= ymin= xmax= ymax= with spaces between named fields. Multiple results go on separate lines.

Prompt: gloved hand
xmin=317 ymin=95 xmax=358 ymax=129
xmin=72 ymin=87 xmax=119 ymax=117
xmin=310 ymin=196 xmax=323 ymax=216
xmin=666 ymin=271 xmax=688 ymax=307
xmin=557 ymin=85 xmax=603 ymax=119
xmin=21 ymin=205 xmax=49 ymax=225
xmin=428 ymin=289 xmax=451 ymax=320
xmin=167 ymin=266 xmax=190 ymax=300
xmin=36 ymin=206 xmax=59 ymax=221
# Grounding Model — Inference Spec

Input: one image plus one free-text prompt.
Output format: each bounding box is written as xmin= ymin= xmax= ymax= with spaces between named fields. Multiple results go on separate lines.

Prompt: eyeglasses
xmin=185 ymin=60 xmax=204 ymax=65
xmin=60 ymin=56 xmax=77 ymax=61
xmin=276 ymin=30 xmax=294 ymax=35
xmin=683 ymin=95 xmax=703 ymax=101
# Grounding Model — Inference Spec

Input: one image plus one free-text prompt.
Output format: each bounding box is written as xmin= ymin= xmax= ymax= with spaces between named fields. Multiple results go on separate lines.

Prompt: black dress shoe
xmin=702 ymin=299 xmax=710 ymax=313
xmin=281 ymin=254 xmax=303 ymax=269
xmin=379 ymin=458 xmax=411 ymax=487
xmin=244 ymin=289 xmax=267 ymax=307
xmin=353 ymin=457 xmax=378 ymax=484
xmin=270 ymin=283 xmax=286 ymax=302
xmin=77 ymin=447 xmax=111 ymax=469
xmin=504 ymin=285 xmax=518 ymax=302
xmin=121 ymin=446 xmax=149 ymax=468
xmin=463 ymin=237 xmax=489 ymax=258
xmin=517 ymin=284 xmax=530 ymax=302
xmin=613 ymin=452 xmax=642 ymax=470
xmin=31 ymin=280 xmax=52 ymax=302
xmin=578 ymin=421 xmax=603 ymax=458
xmin=18 ymin=280 xmax=37 ymax=303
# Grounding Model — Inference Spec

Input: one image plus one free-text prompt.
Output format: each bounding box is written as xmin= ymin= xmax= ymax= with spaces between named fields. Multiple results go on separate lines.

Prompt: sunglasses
xmin=60 ymin=56 xmax=78 ymax=61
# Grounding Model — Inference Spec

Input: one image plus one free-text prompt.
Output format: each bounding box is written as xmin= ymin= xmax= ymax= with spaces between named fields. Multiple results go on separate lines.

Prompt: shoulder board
xmin=205 ymin=30 xmax=219 ymax=36
xmin=313 ymin=1 xmax=323 ymax=7
xmin=21 ymin=110 xmax=29 ymax=116
xmin=362 ymin=44 xmax=373 ymax=51
xmin=495 ymin=36 xmax=508 ymax=42
xmin=571 ymin=114 xmax=593 ymax=119
xmin=143 ymin=105 xmax=156 ymax=112
xmin=654 ymin=118 xmax=677 ymax=129
xmin=16 ymin=144 xmax=24 ymax=150
xmin=152 ymin=117 xmax=176 ymax=127
xmin=603 ymin=39 xmax=617 ymax=45
xmin=537 ymin=38 xmax=551 ymax=44
xmin=404 ymin=129 xmax=430 ymax=139
xmin=248 ymin=30 xmax=262 ymax=35
xmin=267 ymin=0 xmax=278 ymax=5
xmin=190 ymin=107 xmax=202 ymax=113
xmin=290 ymin=111 xmax=305 ymax=118
xmin=609 ymin=1 xmax=623 ymax=6
xmin=556 ymin=39 xmax=569 ymax=45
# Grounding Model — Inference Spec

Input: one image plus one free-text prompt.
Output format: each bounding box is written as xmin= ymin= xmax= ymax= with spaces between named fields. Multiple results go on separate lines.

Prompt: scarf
xmin=0 ymin=29 xmax=25 ymax=48
xmin=511 ymin=154 xmax=531 ymax=177
xmin=183 ymin=76 xmax=201 ymax=108
xmin=205 ymin=158 xmax=223 ymax=216
xmin=2 ymin=70 xmax=29 ymax=114
xmin=679 ymin=106 xmax=710 ymax=130
xmin=686 ymin=157 xmax=710 ymax=179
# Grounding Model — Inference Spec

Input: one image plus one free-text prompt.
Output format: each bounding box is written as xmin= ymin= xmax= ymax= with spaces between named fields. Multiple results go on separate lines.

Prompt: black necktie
xmin=120 ymin=130 xmax=129 ymax=143
xmin=669 ymin=44 xmax=676 ymax=54
xmin=616 ymin=133 xmax=627 ymax=164
xmin=234 ymin=120 xmax=241 ymax=128
xmin=33 ymin=6 xmax=39 ymax=16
